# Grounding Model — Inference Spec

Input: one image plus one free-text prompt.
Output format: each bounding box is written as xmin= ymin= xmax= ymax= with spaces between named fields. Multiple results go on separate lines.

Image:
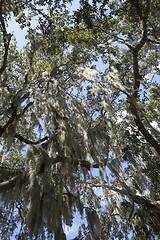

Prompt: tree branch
xmin=132 ymin=18 xmax=148 ymax=98
xmin=14 ymin=133 xmax=49 ymax=145
xmin=129 ymin=100 xmax=160 ymax=155
xmin=0 ymin=108 xmax=17 ymax=136
xmin=132 ymin=51 xmax=141 ymax=98
xmin=130 ymin=0 xmax=143 ymax=20
xmin=125 ymin=2 xmax=160 ymax=154
xmin=0 ymin=172 xmax=29 ymax=193
xmin=102 ymin=163 xmax=160 ymax=227
xmin=18 ymin=101 xmax=34 ymax=117
xmin=147 ymin=38 xmax=160 ymax=45
xmin=52 ymin=155 xmax=99 ymax=170
xmin=0 ymin=155 xmax=99 ymax=193
xmin=130 ymin=0 xmax=149 ymax=99
xmin=1 ymin=155 xmax=160 ymax=228
xmin=0 ymin=100 xmax=33 ymax=137
xmin=0 ymin=1 xmax=11 ymax=74
xmin=130 ymin=0 xmax=150 ymax=22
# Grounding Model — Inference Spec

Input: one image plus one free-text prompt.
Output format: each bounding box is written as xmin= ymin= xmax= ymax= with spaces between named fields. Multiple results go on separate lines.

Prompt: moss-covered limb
xmin=0 ymin=172 xmax=29 ymax=193
xmin=0 ymin=154 xmax=100 ymax=193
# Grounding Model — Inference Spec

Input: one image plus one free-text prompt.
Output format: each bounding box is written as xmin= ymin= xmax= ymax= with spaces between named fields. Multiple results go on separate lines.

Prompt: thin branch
xmin=90 ymin=183 xmax=128 ymax=195
xmin=132 ymin=21 xmax=147 ymax=98
xmin=14 ymin=133 xmax=49 ymax=145
xmin=52 ymin=155 xmax=99 ymax=170
xmin=18 ymin=101 xmax=34 ymax=117
xmin=95 ymin=25 xmax=133 ymax=50
xmin=147 ymin=38 xmax=160 ymax=45
xmin=132 ymin=51 xmax=141 ymax=98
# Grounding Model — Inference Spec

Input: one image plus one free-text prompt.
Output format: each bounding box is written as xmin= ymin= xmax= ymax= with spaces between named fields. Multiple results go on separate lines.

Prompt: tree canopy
xmin=0 ymin=0 xmax=160 ymax=239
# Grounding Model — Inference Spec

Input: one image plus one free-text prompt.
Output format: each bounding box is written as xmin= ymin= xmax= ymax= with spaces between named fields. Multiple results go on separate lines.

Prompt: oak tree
xmin=0 ymin=0 xmax=160 ymax=239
